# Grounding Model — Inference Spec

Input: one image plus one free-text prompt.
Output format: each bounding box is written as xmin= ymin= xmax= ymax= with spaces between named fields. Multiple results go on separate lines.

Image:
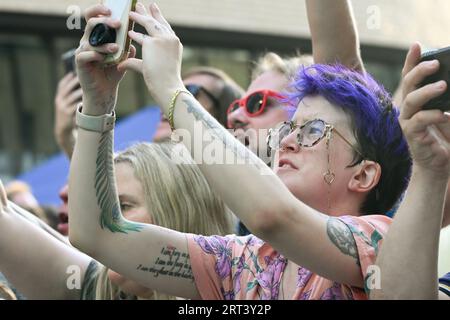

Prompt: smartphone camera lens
xmin=89 ymin=24 xmax=117 ymax=47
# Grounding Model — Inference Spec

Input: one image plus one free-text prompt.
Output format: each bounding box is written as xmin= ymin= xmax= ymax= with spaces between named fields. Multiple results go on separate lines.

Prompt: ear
xmin=348 ymin=161 xmax=381 ymax=194
xmin=0 ymin=179 xmax=7 ymax=211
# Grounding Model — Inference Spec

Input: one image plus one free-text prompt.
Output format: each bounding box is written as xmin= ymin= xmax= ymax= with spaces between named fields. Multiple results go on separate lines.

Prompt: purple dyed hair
xmin=287 ymin=64 xmax=411 ymax=215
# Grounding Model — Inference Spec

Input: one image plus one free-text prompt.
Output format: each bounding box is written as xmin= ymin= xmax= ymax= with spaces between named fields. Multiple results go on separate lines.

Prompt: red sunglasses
xmin=227 ymin=90 xmax=286 ymax=118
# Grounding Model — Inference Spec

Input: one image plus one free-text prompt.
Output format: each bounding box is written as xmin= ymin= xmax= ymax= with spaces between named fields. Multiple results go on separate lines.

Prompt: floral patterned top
xmin=439 ymin=272 xmax=450 ymax=297
xmin=187 ymin=215 xmax=390 ymax=300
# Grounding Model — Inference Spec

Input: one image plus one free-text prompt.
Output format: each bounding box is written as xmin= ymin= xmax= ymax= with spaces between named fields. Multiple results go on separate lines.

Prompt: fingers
xmin=129 ymin=30 xmax=145 ymax=46
xmin=435 ymin=113 xmax=450 ymax=138
xmin=84 ymin=42 xmax=119 ymax=55
xmin=402 ymin=59 xmax=440 ymax=100
xmin=58 ymin=72 xmax=75 ymax=89
xmin=402 ymin=42 xmax=422 ymax=79
xmin=428 ymin=124 xmax=450 ymax=155
xmin=133 ymin=2 xmax=173 ymax=33
xmin=401 ymin=43 xmax=423 ymax=102
xmin=403 ymin=110 xmax=448 ymax=135
xmin=77 ymin=16 xmax=121 ymax=57
xmin=117 ymin=45 xmax=139 ymax=72
xmin=85 ymin=4 xmax=111 ymax=21
xmin=401 ymin=80 xmax=447 ymax=120
xmin=67 ymin=75 xmax=81 ymax=91
xmin=75 ymin=14 xmax=121 ymax=68
xmin=59 ymin=75 xmax=81 ymax=98
xmin=129 ymin=44 xmax=137 ymax=59
xmin=84 ymin=16 xmax=121 ymax=38
xmin=66 ymin=88 xmax=84 ymax=106
xmin=75 ymin=51 xmax=106 ymax=67
xmin=149 ymin=3 xmax=173 ymax=32
xmin=129 ymin=11 xmax=163 ymax=37
xmin=128 ymin=2 xmax=174 ymax=43
xmin=424 ymin=135 xmax=450 ymax=167
xmin=135 ymin=2 xmax=148 ymax=15
xmin=118 ymin=58 xmax=144 ymax=74
xmin=0 ymin=179 xmax=7 ymax=210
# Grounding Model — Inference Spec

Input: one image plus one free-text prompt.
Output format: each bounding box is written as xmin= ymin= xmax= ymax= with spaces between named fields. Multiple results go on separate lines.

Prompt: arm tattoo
xmin=91 ymin=93 xmax=117 ymax=115
xmin=101 ymin=95 xmax=116 ymax=114
xmin=95 ymin=131 xmax=143 ymax=233
xmin=326 ymin=218 xmax=360 ymax=265
xmin=184 ymin=99 xmax=264 ymax=168
xmin=136 ymin=246 xmax=194 ymax=282
xmin=79 ymin=260 xmax=99 ymax=300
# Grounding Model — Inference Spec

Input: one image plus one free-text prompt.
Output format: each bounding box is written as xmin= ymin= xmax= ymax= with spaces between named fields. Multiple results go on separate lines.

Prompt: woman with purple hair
xmin=68 ymin=3 xmax=420 ymax=300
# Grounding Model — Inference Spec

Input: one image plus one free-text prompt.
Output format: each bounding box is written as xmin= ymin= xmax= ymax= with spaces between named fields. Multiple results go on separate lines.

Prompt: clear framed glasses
xmin=267 ymin=119 xmax=364 ymax=158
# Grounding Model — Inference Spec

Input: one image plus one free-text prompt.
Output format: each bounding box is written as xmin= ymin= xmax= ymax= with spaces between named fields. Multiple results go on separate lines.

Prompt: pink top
xmin=187 ymin=215 xmax=391 ymax=300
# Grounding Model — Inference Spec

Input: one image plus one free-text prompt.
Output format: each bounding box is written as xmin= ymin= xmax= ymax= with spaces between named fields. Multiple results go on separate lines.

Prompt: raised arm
xmin=118 ymin=3 xmax=370 ymax=288
xmin=306 ymin=0 xmax=364 ymax=72
xmin=371 ymin=43 xmax=450 ymax=300
xmin=9 ymin=200 xmax=68 ymax=244
xmin=0 ymin=180 xmax=90 ymax=300
xmin=68 ymin=4 xmax=200 ymax=299
xmin=54 ymin=73 xmax=82 ymax=159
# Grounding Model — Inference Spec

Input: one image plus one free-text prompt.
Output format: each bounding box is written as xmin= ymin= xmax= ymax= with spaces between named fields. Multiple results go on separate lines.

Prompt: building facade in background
xmin=0 ymin=0 xmax=449 ymax=181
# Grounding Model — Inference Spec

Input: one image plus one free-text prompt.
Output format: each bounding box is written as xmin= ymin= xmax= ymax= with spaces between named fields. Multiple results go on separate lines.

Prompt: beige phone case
xmin=102 ymin=0 xmax=137 ymax=65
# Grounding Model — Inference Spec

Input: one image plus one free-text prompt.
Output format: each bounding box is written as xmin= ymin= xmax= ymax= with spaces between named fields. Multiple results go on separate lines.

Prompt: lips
xmin=278 ymin=158 xmax=299 ymax=170
xmin=57 ymin=223 xmax=68 ymax=236
xmin=57 ymin=211 xmax=69 ymax=236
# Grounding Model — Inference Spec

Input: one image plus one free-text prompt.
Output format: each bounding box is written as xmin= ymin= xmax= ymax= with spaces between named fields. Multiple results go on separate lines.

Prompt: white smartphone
xmin=102 ymin=0 xmax=137 ymax=65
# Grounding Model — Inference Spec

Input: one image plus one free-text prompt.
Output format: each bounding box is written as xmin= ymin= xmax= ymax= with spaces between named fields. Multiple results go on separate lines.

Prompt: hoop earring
xmin=323 ymin=130 xmax=335 ymax=213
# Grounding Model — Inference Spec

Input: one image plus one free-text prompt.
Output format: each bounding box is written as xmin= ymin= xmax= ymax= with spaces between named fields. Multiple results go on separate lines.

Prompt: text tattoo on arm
xmin=136 ymin=246 xmax=194 ymax=281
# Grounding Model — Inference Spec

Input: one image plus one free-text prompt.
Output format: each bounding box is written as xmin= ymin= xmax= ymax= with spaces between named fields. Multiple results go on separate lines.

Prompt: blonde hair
xmin=5 ymin=181 xmax=31 ymax=195
xmin=5 ymin=180 xmax=49 ymax=224
xmin=0 ymin=282 xmax=16 ymax=300
xmin=94 ymin=142 xmax=234 ymax=300
xmin=252 ymin=52 xmax=313 ymax=82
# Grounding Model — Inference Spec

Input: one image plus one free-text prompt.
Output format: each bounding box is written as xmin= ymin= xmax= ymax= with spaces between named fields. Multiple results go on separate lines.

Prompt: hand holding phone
xmin=89 ymin=0 xmax=137 ymax=65
xmin=420 ymin=46 xmax=450 ymax=112
xmin=61 ymin=49 xmax=77 ymax=75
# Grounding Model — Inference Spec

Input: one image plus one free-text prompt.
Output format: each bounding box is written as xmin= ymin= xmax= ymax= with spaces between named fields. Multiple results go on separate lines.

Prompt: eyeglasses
xmin=185 ymin=84 xmax=220 ymax=108
xmin=267 ymin=119 xmax=364 ymax=158
xmin=227 ymin=90 xmax=286 ymax=118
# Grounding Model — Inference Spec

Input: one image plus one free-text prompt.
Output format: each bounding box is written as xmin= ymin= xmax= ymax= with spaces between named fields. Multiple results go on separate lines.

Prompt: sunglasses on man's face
xmin=267 ymin=119 xmax=364 ymax=158
xmin=227 ymin=90 xmax=286 ymax=118
xmin=185 ymin=84 xmax=220 ymax=108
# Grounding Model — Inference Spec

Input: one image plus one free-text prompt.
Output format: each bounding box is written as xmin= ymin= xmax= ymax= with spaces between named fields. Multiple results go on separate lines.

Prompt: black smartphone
xmin=420 ymin=46 xmax=450 ymax=112
xmin=61 ymin=49 xmax=77 ymax=75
